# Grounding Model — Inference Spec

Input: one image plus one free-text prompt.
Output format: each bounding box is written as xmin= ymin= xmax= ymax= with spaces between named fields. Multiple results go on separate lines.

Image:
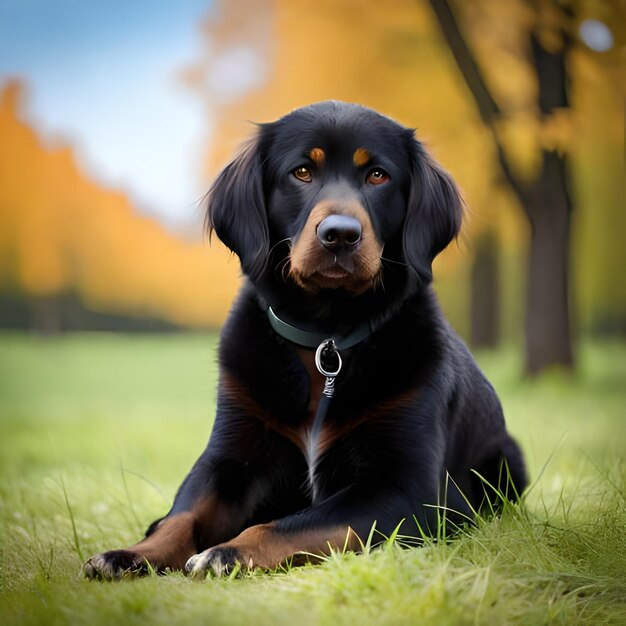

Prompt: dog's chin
xmin=289 ymin=266 xmax=379 ymax=295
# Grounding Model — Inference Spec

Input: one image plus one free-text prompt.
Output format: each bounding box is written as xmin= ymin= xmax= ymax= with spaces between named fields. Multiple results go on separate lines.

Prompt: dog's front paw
xmin=185 ymin=546 xmax=250 ymax=579
xmin=83 ymin=549 xmax=148 ymax=580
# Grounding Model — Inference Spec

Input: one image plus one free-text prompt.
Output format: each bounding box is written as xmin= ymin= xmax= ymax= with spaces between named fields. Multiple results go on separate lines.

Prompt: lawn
xmin=0 ymin=332 xmax=624 ymax=625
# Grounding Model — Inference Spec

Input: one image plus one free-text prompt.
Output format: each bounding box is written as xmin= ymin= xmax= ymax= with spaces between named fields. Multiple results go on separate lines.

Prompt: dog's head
xmin=207 ymin=101 xmax=463 ymax=300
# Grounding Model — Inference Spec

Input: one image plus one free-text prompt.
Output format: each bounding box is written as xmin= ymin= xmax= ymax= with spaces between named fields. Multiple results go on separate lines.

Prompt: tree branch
xmin=427 ymin=0 xmax=529 ymax=207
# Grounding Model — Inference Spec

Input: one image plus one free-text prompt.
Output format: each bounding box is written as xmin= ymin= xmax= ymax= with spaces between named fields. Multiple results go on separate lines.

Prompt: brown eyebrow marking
xmin=353 ymin=147 xmax=371 ymax=167
xmin=308 ymin=148 xmax=325 ymax=167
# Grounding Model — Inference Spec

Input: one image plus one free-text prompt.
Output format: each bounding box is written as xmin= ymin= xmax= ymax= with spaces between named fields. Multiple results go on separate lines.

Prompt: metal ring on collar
xmin=315 ymin=339 xmax=342 ymax=377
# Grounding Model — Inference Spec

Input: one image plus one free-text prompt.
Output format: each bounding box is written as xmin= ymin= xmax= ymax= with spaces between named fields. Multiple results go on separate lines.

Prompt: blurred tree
xmin=428 ymin=0 xmax=618 ymax=374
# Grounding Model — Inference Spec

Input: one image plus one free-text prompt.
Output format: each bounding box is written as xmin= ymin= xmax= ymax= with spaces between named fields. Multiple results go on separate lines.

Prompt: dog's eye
xmin=293 ymin=166 xmax=313 ymax=183
xmin=367 ymin=168 xmax=390 ymax=185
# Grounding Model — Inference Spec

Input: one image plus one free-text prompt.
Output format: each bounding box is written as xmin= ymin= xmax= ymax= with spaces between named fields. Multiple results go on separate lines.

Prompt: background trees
xmin=0 ymin=82 xmax=239 ymax=331
xmin=429 ymin=0 xmax=578 ymax=374
xmin=186 ymin=0 xmax=623 ymax=374
xmin=0 ymin=0 xmax=623 ymax=375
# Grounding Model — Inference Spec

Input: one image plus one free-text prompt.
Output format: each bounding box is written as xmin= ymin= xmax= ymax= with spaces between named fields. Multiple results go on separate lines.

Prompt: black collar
xmin=267 ymin=307 xmax=372 ymax=350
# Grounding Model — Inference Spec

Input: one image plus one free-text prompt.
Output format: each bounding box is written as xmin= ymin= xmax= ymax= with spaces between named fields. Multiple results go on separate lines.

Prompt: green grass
xmin=0 ymin=332 xmax=625 ymax=625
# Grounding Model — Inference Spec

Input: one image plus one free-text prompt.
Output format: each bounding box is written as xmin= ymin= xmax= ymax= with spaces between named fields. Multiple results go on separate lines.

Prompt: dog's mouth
xmin=294 ymin=266 xmax=379 ymax=294
xmin=315 ymin=252 xmax=356 ymax=277
xmin=317 ymin=266 xmax=351 ymax=279
xmin=310 ymin=256 xmax=356 ymax=284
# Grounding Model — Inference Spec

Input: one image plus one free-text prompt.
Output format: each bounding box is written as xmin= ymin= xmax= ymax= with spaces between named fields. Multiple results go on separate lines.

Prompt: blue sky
xmin=0 ymin=0 xmax=213 ymax=225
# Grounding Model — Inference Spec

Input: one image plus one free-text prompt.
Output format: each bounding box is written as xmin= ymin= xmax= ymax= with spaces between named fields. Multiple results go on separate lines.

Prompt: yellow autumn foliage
xmin=0 ymin=81 xmax=240 ymax=328
xmin=0 ymin=0 xmax=622 ymax=333
xmin=189 ymin=0 xmax=623 ymax=335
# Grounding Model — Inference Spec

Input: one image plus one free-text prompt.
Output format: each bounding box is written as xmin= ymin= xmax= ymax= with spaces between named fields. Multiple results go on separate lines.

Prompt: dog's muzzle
xmin=288 ymin=200 xmax=382 ymax=294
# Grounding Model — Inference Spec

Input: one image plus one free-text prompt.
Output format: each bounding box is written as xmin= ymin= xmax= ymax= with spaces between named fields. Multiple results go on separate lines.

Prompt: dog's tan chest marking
xmin=297 ymin=348 xmax=328 ymax=500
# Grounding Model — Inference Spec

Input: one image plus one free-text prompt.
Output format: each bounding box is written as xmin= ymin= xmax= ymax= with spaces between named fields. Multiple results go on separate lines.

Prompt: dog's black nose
xmin=317 ymin=215 xmax=362 ymax=250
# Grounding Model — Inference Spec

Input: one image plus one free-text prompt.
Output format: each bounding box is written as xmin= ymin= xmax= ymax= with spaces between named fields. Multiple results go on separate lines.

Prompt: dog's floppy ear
xmin=403 ymin=139 xmax=464 ymax=283
xmin=206 ymin=137 xmax=269 ymax=280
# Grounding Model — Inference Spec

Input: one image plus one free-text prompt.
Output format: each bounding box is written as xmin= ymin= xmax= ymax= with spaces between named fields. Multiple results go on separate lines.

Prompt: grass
xmin=0 ymin=332 xmax=625 ymax=625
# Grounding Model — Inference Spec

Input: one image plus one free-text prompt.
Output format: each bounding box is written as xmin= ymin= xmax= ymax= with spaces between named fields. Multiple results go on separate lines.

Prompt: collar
xmin=267 ymin=306 xmax=372 ymax=350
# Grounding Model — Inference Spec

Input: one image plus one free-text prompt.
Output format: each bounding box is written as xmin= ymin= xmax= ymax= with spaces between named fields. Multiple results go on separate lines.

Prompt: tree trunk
xmin=427 ymin=0 xmax=575 ymax=375
xmin=523 ymin=28 xmax=574 ymax=374
xmin=524 ymin=151 xmax=574 ymax=374
xmin=470 ymin=231 xmax=500 ymax=349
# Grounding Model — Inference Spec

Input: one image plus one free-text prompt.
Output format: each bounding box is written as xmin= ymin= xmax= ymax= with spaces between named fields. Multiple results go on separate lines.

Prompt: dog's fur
xmin=84 ymin=101 xmax=526 ymax=580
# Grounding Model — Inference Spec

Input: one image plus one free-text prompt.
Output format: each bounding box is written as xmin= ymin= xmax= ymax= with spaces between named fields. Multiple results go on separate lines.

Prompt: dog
xmin=84 ymin=101 xmax=526 ymax=580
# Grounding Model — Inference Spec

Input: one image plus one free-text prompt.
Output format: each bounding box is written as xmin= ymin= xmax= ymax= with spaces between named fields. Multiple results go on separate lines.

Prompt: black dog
xmin=84 ymin=101 xmax=526 ymax=580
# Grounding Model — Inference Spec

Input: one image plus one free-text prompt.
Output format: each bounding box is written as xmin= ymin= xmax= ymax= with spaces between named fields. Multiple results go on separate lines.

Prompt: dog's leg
xmin=186 ymin=521 xmax=359 ymax=576
xmin=83 ymin=490 xmax=252 ymax=580
xmin=470 ymin=435 xmax=528 ymax=512
xmin=185 ymin=486 xmax=429 ymax=577
xmin=83 ymin=405 xmax=288 ymax=580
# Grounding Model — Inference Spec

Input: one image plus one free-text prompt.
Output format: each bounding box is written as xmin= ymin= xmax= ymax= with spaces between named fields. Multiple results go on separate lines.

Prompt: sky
xmin=0 ymin=0 xmax=214 ymax=225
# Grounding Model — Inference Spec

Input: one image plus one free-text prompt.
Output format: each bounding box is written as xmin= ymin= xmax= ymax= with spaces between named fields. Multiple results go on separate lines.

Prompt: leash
xmin=308 ymin=338 xmax=342 ymax=501
xmin=311 ymin=337 xmax=342 ymax=434
xmin=267 ymin=307 xmax=371 ymax=501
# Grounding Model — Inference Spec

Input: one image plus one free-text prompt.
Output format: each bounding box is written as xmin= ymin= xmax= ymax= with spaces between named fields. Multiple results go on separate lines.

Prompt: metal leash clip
xmin=315 ymin=339 xmax=342 ymax=398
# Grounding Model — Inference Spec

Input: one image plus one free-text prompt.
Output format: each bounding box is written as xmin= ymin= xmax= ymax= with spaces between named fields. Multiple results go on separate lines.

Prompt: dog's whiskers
xmin=270 ymin=239 xmax=293 ymax=282
xmin=269 ymin=238 xmax=292 ymax=257
xmin=380 ymin=255 xmax=407 ymax=268
xmin=380 ymin=255 xmax=420 ymax=279
xmin=274 ymin=255 xmax=292 ymax=282
xmin=372 ymin=268 xmax=386 ymax=293
xmin=281 ymin=261 xmax=292 ymax=283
